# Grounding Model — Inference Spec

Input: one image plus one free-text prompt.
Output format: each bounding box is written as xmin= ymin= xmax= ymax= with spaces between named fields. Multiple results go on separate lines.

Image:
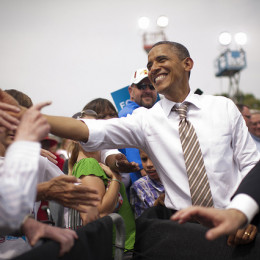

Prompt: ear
xmin=183 ymin=57 xmax=193 ymax=72
xmin=128 ymin=85 xmax=133 ymax=98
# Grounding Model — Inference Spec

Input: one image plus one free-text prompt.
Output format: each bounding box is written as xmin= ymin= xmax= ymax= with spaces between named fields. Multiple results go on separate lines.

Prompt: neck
xmin=78 ymin=149 xmax=101 ymax=162
xmin=165 ymin=87 xmax=190 ymax=103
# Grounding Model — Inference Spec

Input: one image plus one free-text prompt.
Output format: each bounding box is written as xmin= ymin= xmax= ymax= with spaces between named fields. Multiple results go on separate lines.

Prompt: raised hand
xmin=15 ymin=101 xmax=51 ymax=142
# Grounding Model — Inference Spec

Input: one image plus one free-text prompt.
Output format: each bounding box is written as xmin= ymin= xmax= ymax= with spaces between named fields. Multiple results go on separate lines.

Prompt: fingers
xmin=0 ymin=108 xmax=20 ymax=130
xmin=171 ymin=207 xmax=201 ymax=224
xmin=40 ymin=149 xmax=58 ymax=164
xmin=230 ymin=224 xmax=258 ymax=246
xmin=44 ymin=225 xmax=77 ymax=257
xmin=0 ymin=102 xmax=20 ymax=112
xmin=58 ymin=229 xmax=77 ymax=257
xmin=33 ymin=101 xmax=52 ymax=111
xmin=227 ymin=234 xmax=235 ymax=246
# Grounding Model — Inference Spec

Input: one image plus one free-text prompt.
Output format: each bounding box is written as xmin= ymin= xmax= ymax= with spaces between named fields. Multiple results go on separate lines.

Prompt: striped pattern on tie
xmin=174 ymin=103 xmax=213 ymax=207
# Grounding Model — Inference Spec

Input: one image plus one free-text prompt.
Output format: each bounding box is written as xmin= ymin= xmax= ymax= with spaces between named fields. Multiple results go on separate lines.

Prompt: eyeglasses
xmin=136 ymin=84 xmax=155 ymax=91
xmin=79 ymin=109 xmax=98 ymax=119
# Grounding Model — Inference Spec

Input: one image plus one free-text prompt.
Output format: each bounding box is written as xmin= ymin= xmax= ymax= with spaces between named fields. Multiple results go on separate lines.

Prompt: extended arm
xmin=45 ymin=115 xmax=89 ymax=142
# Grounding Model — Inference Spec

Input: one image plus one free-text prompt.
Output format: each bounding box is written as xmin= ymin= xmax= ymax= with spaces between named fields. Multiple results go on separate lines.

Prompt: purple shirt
xmin=130 ymin=175 xmax=165 ymax=218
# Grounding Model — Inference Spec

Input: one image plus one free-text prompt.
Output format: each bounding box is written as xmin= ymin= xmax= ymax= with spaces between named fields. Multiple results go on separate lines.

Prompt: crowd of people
xmin=0 ymin=40 xmax=260 ymax=259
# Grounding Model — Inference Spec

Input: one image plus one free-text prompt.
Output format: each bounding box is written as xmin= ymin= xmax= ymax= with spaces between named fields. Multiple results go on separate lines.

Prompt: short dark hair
xmin=5 ymin=89 xmax=33 ymax=108
xmin=83 ymin=98 xmax=118 ymax=119
xmin=236 ymin=103 xmax=249 ymax=113
xmin=151 ymin=41 xmax=190 ymax=60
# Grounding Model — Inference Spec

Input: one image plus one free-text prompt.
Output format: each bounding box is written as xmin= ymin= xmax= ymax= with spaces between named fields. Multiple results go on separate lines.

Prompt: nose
xmin=146 ymin=158 xmax=154 ymax=168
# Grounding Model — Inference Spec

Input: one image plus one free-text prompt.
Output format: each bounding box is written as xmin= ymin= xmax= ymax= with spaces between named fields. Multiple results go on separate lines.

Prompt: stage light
xmin=234 ymin=32 xmax=247 ymax=45
xmin=218 ymin=32 xmax=232 ymax=46
xmin=156 ymin=15 xmax=169 ymax=28
xmin=138 ymin=17 xmax=150 ymax=30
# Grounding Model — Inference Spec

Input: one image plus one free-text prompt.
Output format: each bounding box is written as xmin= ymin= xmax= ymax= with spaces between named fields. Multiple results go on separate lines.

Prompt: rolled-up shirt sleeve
xmin=79 ymin=112 xmax=146 ymax=152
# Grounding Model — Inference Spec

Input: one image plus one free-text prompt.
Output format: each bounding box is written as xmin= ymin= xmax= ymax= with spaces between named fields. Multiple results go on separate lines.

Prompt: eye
xmin=159 ymin=57 xmax=166 ymax=63
xmin=141 ymin=157 xmax=148 ymax=162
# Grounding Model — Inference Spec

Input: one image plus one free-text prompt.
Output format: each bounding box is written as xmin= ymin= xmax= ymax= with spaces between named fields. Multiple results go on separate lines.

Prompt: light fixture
xmin=218 ymin=32 xmax=232 ymax=46
xmin=234 ymin=32 xmax=247 ymax=45
xmin=156 ymin=15 xmax=169 ymax=28
xmin=138 ymin=17 xmax=150 ymax=30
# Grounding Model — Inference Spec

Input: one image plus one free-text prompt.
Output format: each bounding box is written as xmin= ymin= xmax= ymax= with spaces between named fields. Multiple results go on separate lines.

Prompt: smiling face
xmin=147 ymin=43 xmax=193 ymax=102
xmin=128 ymin=77 xmax=157 ymax=108
xmin=139 ymin=150 xmax=160 ymax=181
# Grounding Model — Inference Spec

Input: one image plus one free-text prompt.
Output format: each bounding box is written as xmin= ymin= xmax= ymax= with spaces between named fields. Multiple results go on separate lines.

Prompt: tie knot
xmin=174 ymin=103 xmax=188 ymax=120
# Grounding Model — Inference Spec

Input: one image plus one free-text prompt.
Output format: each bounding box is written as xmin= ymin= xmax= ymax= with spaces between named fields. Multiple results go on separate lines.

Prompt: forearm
xmin=98 ymin=180 xmax=121 ymax=217
xmin=36 ymin=182 xmax=49 ymax=201
xmin=44 ymin=115 xmax=89 ymax=142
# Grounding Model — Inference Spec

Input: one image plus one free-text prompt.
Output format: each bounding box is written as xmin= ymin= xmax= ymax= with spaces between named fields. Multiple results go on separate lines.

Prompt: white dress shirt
xmin=0 ymin=141 xmax=40 ymax=236
xmin=80 ymin=92 xmax=260 ymax=210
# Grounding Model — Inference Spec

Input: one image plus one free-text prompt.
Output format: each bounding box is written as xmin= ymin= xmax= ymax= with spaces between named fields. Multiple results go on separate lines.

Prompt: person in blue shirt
xmin=118 ymin=68 xmax=158 ymax=184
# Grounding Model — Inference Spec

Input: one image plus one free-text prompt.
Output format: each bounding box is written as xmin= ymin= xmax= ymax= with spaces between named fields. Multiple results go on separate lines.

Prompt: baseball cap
xmin=130 ymin=68 xmax=148 ymax=85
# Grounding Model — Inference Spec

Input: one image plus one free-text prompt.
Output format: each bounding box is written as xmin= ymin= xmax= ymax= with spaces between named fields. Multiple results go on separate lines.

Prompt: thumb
xmin=33 ymin=101 xmax=52 ymax=111
xmin=205 ymin=225 xmax=227 ymax=240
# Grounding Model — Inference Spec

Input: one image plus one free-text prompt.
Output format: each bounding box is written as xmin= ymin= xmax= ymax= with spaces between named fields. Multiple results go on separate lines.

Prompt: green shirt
xmin=72 ymin=158 xmax=136 ymax=251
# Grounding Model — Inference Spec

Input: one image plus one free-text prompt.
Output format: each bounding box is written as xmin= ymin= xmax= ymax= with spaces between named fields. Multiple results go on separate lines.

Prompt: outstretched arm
xmin=44 ymin=115 xmax=89 ymax=142
xmin=171 ymin=206 xmax=247 ymax=240
xmin=0 ymin=89 xmax=89 ymax=142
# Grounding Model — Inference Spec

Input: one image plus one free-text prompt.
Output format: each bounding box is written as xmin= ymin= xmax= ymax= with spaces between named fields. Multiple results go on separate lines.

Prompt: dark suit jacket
xmin=234 ymin=161 xmax=260 ymax=206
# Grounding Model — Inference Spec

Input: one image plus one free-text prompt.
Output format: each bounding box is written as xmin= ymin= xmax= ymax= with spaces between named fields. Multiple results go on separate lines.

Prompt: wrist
xmin=111 ymin=179 xmax=121 ymax=185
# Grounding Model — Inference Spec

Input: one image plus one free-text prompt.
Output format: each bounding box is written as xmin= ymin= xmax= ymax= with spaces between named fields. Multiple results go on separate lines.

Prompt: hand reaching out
xmin=114 ymin=153 xmax=140 ymax=173
xmin=37 ymin=175 xmax=100 ymax=212
xmin=171 ymin=206 xmax=248 ymax=241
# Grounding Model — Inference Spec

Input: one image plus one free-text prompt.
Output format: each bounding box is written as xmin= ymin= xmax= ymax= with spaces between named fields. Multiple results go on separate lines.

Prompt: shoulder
xmin=131 ymin=176 xmax=150 ymax=188
xmin=73 ymin=158 xmax=107 ymax=180
xmin=119 ymin=101 xmax=139 ymax=117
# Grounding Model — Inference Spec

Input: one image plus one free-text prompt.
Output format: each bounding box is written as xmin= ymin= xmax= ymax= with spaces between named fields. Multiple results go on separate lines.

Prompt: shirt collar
xmin=161 ymin=91 xmax=202 ymax=117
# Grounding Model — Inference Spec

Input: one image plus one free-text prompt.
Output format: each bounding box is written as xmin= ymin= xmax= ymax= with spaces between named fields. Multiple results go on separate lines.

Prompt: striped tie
xmin=174 ymin=103 xmax=213 ymax=207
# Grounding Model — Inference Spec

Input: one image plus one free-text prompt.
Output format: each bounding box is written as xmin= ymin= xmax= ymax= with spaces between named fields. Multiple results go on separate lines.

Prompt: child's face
xmin=139 ymin=150 xmax=160 ymax=181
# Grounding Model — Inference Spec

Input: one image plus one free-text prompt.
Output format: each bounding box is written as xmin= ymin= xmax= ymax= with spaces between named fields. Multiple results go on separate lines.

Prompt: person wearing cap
xmin=118 ymin=68 xmax=158 ymax=184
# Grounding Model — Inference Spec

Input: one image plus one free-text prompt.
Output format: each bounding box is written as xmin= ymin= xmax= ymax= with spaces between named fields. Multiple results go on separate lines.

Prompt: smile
xmin=154 ymin=74 xmax=167 ymax=83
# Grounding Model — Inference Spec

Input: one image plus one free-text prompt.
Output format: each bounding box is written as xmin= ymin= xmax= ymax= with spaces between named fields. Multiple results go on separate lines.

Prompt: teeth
xmin=155 ymin=74 xmax=166 ymax=83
